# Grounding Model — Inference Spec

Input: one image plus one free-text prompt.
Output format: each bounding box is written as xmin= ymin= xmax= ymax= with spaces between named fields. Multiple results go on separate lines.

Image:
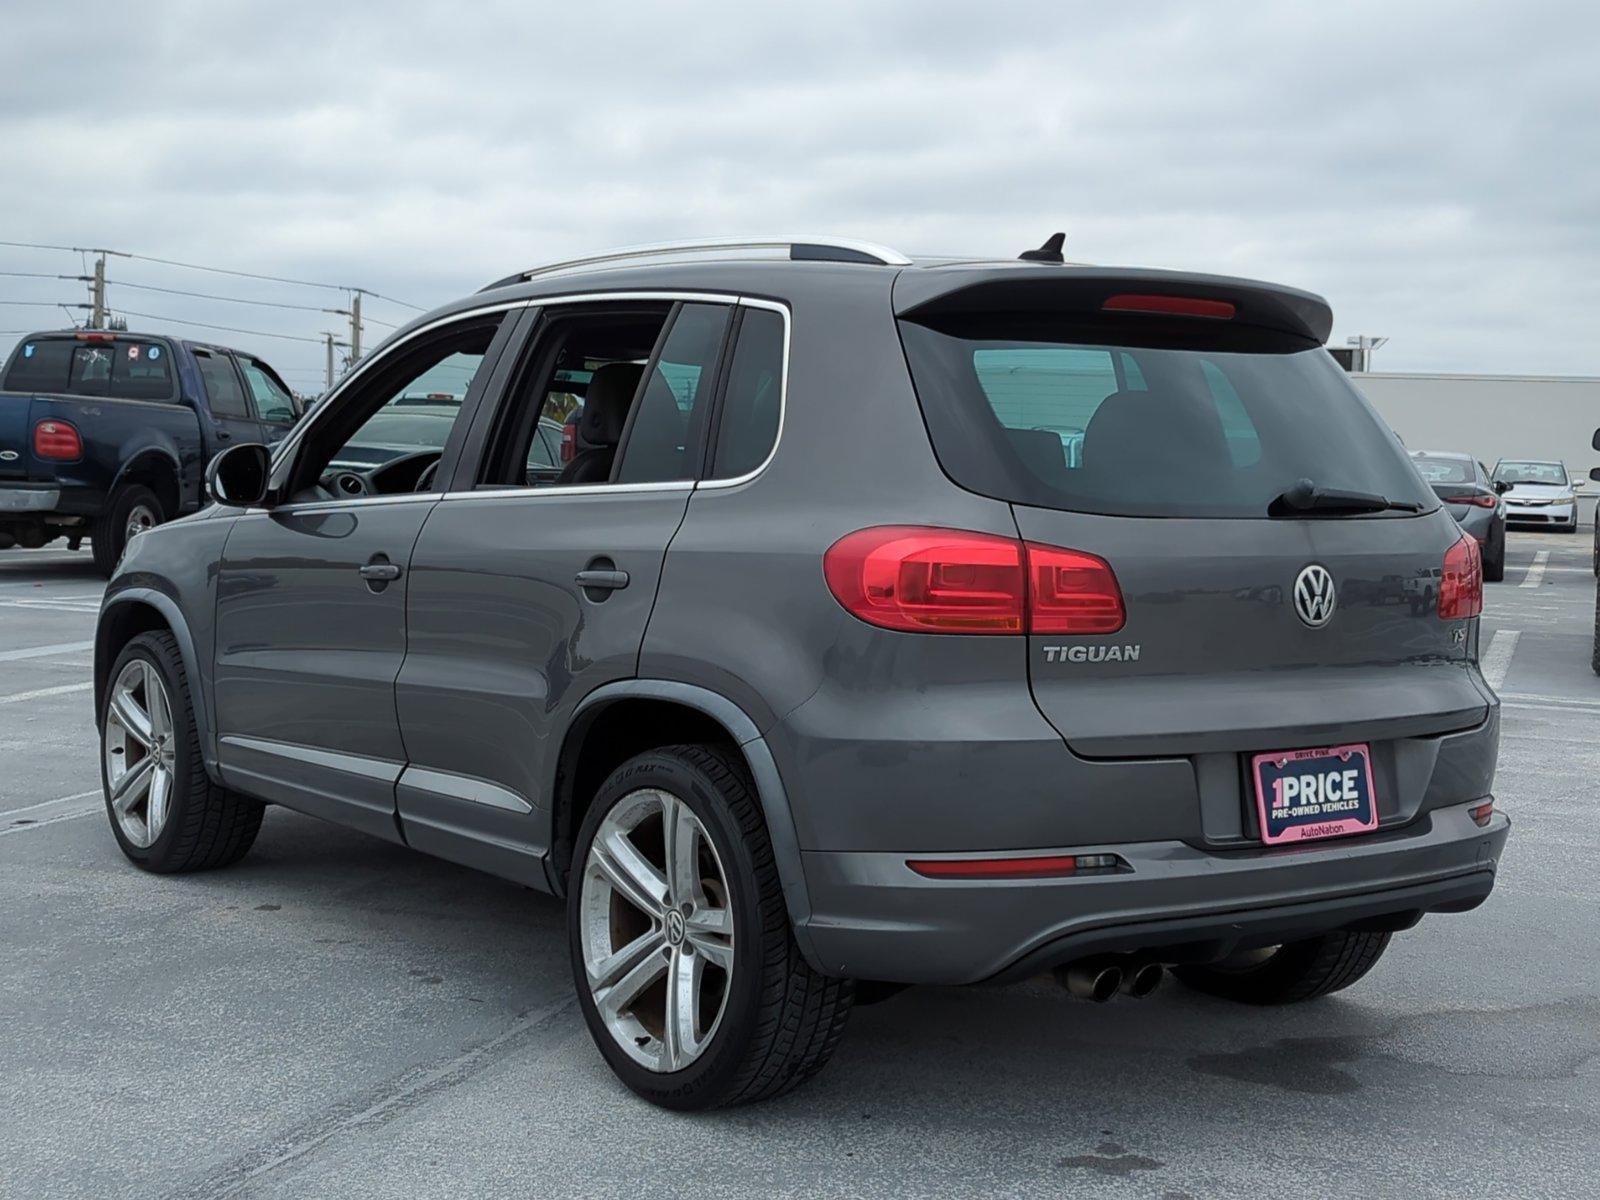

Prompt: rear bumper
xmin=796 ymin=800 xmax=1508 ymax=984
xmin=0 ymin=486 xmax=61 ymax=513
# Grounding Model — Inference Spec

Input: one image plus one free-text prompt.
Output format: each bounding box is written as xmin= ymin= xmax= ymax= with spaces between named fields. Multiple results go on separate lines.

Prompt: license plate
xmin=1251 ymin=743 xmax=1377 ymax=846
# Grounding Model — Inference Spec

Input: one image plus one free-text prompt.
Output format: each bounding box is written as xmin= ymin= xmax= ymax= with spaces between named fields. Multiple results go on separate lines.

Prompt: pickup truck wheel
xmin=1172 ymin=930 xmax=1391 ymax=1005
xmin=569 ymin=744 xmax=853 ymax=1109
xmin=100 ymin=631 xmax=264 ymax=872
xmin=93 ymin=484 xmax=164 ymax=577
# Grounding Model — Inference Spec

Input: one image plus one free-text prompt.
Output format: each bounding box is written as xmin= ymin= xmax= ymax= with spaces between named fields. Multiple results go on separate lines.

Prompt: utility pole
xmin=90 ymin=253 xmax=107 ymax=330
xmin=349 ymin=291 xmax=363 ymax=363
xmin=325 ymin=333 xmax=337 ymax=390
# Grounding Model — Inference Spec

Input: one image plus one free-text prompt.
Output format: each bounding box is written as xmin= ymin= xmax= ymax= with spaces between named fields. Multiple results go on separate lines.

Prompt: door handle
xmin=575 ymin=568 xmax=629 ymax=591
xmin=216 ymin=429 xmax=232 ymax=441
xmin=360 ymin=562 xmax=403 ymax=582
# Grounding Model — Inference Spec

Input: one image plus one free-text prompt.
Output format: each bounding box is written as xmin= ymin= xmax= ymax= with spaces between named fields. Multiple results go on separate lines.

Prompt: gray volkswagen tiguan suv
xmin=93 ymin=236 xmax=1507 ymax=1109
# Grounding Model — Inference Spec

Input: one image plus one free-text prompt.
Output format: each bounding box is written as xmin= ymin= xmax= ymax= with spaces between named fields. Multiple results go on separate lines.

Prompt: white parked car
xmin=1491 ymin=459 xmax=1582 ymax=532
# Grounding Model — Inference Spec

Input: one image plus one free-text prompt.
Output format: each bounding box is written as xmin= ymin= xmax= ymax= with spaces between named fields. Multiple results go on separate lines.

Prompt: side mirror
xmin=1590 ymin=467 xmax=1600 ymax=483
xmin=1493 ymin=480 xmax=1511 ymax=494
xmin=1592 ymin=428 xmax=1600 ymax=452
xmin=206 ymin=443 xmax=271 ymax=508
xmin=1574 ymin=478 xmax=1588 ymax=489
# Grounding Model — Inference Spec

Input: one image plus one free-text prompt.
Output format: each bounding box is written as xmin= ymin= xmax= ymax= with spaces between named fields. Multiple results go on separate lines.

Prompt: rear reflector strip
xmin=1470 ymin=803 xmax=1495 ymax=827
xmin=907 ymin=853 xmax=1122 ymax=880
xmin=1102 ymin=293 xmax=1236 ymax=320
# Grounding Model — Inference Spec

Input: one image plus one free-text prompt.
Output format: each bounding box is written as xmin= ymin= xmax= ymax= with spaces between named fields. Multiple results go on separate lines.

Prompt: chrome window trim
xmin=262 ymin=288 xmax=789 ymax=512
xmin=698 ymin=296 xmax=790 ymax=490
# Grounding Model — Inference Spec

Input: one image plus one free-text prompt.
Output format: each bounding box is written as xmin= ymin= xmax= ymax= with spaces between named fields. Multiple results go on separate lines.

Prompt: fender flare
xmin=569 ymin=679 xmax=820 ymax=967
xmin=109 ymin=446 xmax=186 ymax=514
xmin=97 ymin=587 xmax=217 ymax=777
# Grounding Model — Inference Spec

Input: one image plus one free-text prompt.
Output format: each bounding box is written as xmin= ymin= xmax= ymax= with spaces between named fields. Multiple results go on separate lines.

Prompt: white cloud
xmin=2 ymin=0 xmax=1597 ymax=381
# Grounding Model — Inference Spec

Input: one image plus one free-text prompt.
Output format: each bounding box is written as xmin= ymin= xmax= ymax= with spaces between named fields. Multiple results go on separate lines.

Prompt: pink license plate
xmin=1251 ymin=743 xmax=1378 ymax=846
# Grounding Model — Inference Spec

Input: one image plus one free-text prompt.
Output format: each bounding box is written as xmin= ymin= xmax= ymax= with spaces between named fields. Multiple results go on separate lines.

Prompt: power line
xmin=111 ymin=307 xmax=325 ymax=344
xmin=103 ymin=278 xmax=339 ymax=313
xmin=1 ymin=238 xmax=425 ymax=310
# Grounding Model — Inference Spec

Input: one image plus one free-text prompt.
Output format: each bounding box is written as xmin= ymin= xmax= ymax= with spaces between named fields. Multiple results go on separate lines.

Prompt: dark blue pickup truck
xmin=0 ymin=330 xmax=301 ymax=574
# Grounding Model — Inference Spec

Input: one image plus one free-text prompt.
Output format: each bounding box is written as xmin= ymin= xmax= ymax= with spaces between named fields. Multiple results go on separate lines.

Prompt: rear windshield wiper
xmin=1268 ymin=478 xmax=1425 ymax=518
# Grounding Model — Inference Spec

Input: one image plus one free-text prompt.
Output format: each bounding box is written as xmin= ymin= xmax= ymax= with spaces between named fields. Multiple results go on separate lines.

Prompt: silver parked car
xmin=1492 ymin=458 xmax=1582 ymax=532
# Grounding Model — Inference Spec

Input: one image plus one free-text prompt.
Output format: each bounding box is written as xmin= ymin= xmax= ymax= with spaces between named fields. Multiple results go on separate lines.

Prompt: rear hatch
xmin=896 ymin=269 xmax=1489 ymax=761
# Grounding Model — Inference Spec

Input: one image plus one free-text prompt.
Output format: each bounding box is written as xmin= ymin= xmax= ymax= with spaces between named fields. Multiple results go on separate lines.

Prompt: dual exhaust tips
xmin=1052 ymin=956 xmax=1165 ymax=1003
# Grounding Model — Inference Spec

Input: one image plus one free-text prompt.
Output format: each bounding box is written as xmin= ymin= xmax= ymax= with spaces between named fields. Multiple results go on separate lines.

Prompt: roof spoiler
xmin=894 ymin=267 xmax=1333 ymax=346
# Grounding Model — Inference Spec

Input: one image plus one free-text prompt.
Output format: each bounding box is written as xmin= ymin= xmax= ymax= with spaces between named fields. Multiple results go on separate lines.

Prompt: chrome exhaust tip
xmin=1052 ymin=957 xmax=1123 ymax=1003
xmin=1119 ymin=961 xmax=1165 ymax=999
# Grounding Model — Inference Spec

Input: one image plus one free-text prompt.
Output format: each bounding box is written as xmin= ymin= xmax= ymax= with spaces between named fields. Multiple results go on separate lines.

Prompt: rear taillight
xmin=33 ymin=419 xmax=82 ymax=461
xmin=1470 ymin=802 xmax=1495 ymax=827
xmin=1438 ymin=534 xmax=1482 ymax=620
xmin=822 ymin=526 xmax=1125 ymax=635
xmin=1027 ymin=544 xmax=1125 ymax=634
xmin=560 ymin=421 xmax=578 ymax=463
xmin=1445 ymin=494 xmax=1496 ymax=509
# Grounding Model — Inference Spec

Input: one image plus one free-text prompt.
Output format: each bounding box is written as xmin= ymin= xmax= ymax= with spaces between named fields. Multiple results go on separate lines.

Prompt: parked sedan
xmin=1411 ymin=451 xmax=1507 ymax=581
xmin=1492 ymin=459 xmax=1582 ymax=532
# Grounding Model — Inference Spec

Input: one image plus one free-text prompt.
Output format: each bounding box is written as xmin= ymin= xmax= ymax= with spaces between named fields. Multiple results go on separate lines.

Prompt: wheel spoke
xmin=146 ymin=767 xmax=171 ymax=837
xmin=660 ymin=793 xmax=703 ymax=909
xmin=663 ymin=948 xmax=703 ymax=1071
xmin=685 ymin=907 xmax=733 ymax=971
xmin=592 ymin=831 xmax=668 ymax=918
xmin=110 ymin=755 xmax=155 ymax=815
xmin=111 ymin=687 xmax=153 ymax=749
xmin=148 ymin=670 xmax=171 ymax=742
xmin=586 ymin=927 xmax=665 ymax=991
xmin=596 ymin=942 xmax=667 ymax=1022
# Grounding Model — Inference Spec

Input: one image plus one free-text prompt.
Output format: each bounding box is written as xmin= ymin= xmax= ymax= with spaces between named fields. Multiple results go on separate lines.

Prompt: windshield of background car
xmin=1410 ymin=455 xmax=1475 ymax=485
xmin=1493 ymin=461 xmax=1567 ymax=486
xmin=899 ymin=318 xmax=1436 ymax=519
xmin=350 ymin=406 xmax=460 ymax=448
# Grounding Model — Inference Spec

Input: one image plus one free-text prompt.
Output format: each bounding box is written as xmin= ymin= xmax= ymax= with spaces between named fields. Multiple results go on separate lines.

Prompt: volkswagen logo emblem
xmin=1293 ymin=564 xmax=1337 ymax=628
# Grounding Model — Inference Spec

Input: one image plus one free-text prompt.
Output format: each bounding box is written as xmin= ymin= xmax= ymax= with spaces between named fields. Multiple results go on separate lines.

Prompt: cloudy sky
xmin=2 ymin=0 xmax=1596 ymax=388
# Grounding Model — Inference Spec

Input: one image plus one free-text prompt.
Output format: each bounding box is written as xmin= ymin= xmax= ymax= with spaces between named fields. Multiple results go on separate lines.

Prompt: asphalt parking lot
xmin=2 ymin=531 xmax=1597 ymax=1200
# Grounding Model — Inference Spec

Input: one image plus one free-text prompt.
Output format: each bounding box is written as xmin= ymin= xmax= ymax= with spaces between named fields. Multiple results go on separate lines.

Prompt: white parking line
xmin=1479 ymin=629 xmax=1520 ymax=691
xmin=0 ymin=681 xmax=94 ymax=705
xmin=1519 ymin=550 xmax=1550 ymax=589
xmin=0 ymin=639 xmax=94 ymax=663
xmin=0 ymin=806 xmax=99 ymax=838
xmin=2 ymin=789 xmax=100 ymax=817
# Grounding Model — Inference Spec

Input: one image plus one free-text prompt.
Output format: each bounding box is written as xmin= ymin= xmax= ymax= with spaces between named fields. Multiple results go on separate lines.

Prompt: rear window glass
xmin=68 ymin=340 xmax=175 ymax=400
xmin=899 ymin=321 xmax=1436 ymax=519
xmin=1411 ymin=455 xmax=1474 ymax=485
xmin=4 ymin=339 xmax=74 ymax=393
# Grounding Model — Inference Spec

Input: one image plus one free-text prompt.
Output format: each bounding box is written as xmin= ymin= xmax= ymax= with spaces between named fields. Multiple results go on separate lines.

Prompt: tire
xmin=1591 ymin=520 xmax=1598 ymax=577
xmin=568 ymin=744 xmax=853 ymax=1109
xmin=100 ymin=631 xmax=264 ymax=872
xmin=1483 ymin=531 xmax=1505 ymax=583
xmin=92 ymin=483 xmax=165 ymax=577
xmin=1171 ymin=930 xmax=1392 ymax=1005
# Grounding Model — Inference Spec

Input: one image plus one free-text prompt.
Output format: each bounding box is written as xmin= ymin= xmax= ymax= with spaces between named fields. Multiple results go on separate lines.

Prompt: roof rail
xmin=482 ymin=236 xmax=914 ymax=290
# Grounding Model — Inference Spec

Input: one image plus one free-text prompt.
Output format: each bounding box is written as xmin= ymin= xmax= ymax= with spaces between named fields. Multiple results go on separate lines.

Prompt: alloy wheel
xmin=103 ymin=659 xmax=177 ymax=848
xmin=578 ymin=788 xmax=735 ymax=1073
xmin=124 ymin=502 xmax=158 ymax=549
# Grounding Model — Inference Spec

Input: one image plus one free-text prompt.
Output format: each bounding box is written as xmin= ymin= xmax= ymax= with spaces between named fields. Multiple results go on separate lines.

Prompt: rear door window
xmin=195 ymin=350 xmax=252 ymax=418
xmin=614 ymin=303 xmax=731 ymax=484
xmin=899 ymin=320 xmax=1434 ymax=519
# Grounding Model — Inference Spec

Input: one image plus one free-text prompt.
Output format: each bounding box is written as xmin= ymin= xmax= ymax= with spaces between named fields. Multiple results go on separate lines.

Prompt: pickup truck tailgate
xmin=0 ymin=392 xmax=33 ymax=480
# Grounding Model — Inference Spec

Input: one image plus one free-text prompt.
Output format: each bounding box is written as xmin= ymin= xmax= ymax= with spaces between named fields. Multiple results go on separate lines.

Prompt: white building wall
xmin=1352 ymin=371 xmax=1600 ymax=519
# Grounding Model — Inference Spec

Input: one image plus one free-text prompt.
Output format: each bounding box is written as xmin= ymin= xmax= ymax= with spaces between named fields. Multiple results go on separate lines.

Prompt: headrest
xmin=578 ymin=362 xmax=643 ymax=448
xmin=1082 ymin=387 xmax=1231 ymax=491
